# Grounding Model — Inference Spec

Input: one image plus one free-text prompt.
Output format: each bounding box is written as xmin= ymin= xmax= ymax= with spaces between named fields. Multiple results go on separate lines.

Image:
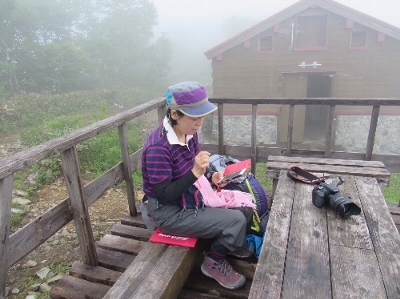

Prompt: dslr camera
xmin=312 ymin=183 xmax=361 ymax=219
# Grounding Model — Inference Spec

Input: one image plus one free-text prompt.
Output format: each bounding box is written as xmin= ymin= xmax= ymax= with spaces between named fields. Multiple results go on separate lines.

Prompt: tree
xmin=0 ymin=0 xmax=173 ymax=94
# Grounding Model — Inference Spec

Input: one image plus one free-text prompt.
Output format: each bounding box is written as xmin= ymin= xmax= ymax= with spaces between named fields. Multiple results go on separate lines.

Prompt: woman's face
xmin=171 ymin=110 xmax=205 ymax=136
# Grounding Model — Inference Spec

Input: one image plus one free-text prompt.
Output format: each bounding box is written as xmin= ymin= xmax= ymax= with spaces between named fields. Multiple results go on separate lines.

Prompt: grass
xmin=381 ymin=173 xmax=400 ymax=204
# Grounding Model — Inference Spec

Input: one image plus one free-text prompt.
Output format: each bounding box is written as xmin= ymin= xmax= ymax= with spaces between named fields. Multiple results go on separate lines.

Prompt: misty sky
xmin=150 ymin=0 xmax=400 ymax=83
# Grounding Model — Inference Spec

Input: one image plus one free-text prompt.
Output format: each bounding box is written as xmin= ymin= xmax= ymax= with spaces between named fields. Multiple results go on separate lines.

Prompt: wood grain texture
xmin=69 ymin=261 xmax=122 ymax=286
xmin=330 ymin=244 xmax=386 ymax=299
xmin=96 ymin=247 xmax=135 ymax=272
xmin=0 ymin=175 xmax=13 ymax=299
xmin=355 ymin=176 xmax=400 ymax=299
xmin=282 ymin=179 xmax=331 ymax=299
xmin=248 ymin=171 xmax=295 ymax=299
xmin=102 ymin=240 xmax=204 ymax=299
xmin=97 ymin=234 xmax=146 ymax=255
xmin=50 ymin=275 xmax=110 ymax=299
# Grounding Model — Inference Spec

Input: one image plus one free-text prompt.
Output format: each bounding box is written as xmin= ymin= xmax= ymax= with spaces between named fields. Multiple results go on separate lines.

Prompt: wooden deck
xmin=50 ymin=210 xmax=259 ymax=299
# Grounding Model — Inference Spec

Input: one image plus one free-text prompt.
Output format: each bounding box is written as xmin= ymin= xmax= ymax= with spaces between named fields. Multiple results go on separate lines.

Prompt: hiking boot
xmin=227 ymin=247 xmax=253 ymax=258
xmin=201 ymin=255 xmax=246 ymax=289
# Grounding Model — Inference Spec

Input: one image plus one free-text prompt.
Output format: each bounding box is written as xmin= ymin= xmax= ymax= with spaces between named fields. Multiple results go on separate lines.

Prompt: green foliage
xmin=78 ymin=120 xmax=146 ymax=177
xmin=381 ymin=173 xmax=400 ymax=204
xmin=0 ymin=0 xmax=171 ymax=94
xmin=255 ymin=163 xmax=273 ymax=190
xmin=31 ymin=156 xmax=62 ymax=187
xmin=1 ymin=87 xmax=158 ymax=136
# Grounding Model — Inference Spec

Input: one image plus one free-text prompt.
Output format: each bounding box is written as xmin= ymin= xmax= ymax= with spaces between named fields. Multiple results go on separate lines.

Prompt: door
xmin=305 ymin=73 xmax=332 ymax=140
xmin=279 ymin=74 xmax=307 ymax=143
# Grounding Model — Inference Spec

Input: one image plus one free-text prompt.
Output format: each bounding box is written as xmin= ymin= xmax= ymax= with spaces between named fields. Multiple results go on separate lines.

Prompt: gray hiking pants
xmin=148 ymin=197 xmax=253 ymax=251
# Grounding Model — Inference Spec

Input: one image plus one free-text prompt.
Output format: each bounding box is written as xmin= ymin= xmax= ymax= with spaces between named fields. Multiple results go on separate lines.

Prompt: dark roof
xmin=204 ymin=0 xmax=400 ymax=59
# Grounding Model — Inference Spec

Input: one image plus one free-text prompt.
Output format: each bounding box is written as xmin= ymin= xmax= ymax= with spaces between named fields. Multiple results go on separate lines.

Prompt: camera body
xmin=312 ymin=182 xmax=361 ymax=219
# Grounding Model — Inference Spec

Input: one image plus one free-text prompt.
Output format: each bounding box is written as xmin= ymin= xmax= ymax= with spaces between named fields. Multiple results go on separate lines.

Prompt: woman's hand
xmin=192 ymin=151 xmax=210 ymax=178
xmin=211 ymin=171 xmax=228 ymax=187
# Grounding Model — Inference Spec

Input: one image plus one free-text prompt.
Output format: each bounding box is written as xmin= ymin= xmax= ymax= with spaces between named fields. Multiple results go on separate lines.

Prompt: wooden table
xmin=248 ymin=171 xmax=400 ymax=299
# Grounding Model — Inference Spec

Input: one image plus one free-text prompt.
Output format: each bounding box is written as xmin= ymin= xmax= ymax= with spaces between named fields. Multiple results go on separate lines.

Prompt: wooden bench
xmin=102 ymin=240 xmax=206 ymax=299
xmin=266 ymin=156 xmax=391 ymax=205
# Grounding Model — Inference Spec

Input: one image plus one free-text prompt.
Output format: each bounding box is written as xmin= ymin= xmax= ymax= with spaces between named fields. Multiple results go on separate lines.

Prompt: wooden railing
xmin=1 ymin=96 xmax=399 ymax=298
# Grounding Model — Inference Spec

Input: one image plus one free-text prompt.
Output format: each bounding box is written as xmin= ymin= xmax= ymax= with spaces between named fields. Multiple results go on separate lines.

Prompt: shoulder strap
xmin=287 ymin=166 xmax=331 ymax=185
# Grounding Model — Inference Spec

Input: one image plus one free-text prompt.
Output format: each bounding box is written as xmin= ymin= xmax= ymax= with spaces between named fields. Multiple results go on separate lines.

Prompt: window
xmin=259 ymin=36 xmax=272 ymax=51
xmin=295 ymin=14 xmax=327 ymax=50
xmin=350 ymin=31 xmax=367 ymax=48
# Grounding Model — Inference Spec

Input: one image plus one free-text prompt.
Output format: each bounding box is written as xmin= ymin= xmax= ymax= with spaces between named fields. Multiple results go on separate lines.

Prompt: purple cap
xmin=166 ymin=82 xmax=217 ymax=117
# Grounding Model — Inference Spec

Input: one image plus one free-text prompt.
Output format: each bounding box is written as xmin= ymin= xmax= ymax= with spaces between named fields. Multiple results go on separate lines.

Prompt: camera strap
xmin=287 ymin=166 xmax=338 ymax=185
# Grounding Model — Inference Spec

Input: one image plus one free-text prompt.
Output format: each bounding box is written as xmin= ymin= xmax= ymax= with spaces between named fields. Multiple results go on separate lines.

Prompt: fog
xmin=151 ymin=0 xmax=400 ymax=84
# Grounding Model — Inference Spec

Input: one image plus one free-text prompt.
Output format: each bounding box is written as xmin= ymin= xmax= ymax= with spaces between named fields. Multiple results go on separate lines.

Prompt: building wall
xmin=210 ymin=7 xmax=400 ymax=100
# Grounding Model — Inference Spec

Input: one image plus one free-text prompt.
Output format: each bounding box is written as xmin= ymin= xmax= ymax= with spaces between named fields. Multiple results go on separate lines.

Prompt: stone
xmin=12 ymin=287 xmax=20 ymax=294
xmin=12 ymin=197 xmax=32 ymax=205
xmin=22 ymin=260 xmax=38 ymax=268
xmin=36 ymin=267 xmax=51 ymax=279
xmin=14 ymin=190 xmax=28 ymax=197
xmin=39 ymin=283 xmax=52 ymax=293
xmin=47 ymin=273 xmax=64 ymax=284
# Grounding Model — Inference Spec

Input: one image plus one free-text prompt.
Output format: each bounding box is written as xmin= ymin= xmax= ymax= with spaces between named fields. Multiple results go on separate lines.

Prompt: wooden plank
xmin=248 ymin=171 xmax=295 ymax=299
xmin=121 ymin=214 xmax=151 ymax=229
xmin=324 ymin=105 xmax=335 ymax=158
xmin=103 ymin=240 xmax=205 ymax=299
xmin=286 ymin=104 xmax=294 ymax=156
xmin=50 ymin=274 xmax=110 ymax=299
xmin=355 ymin=176 xmax=400 ymax=298
xmin=96 ymin=247 xmax=134 ymax=272
xmin=327 ymin=175 xmax=373 ymax=250
xmin=61 ymin=146 xmax=98 ymax=266
xmin=8 ymin=198 xmax=73 ymax=268
xmin=111 ymin=223 xmax=153 ymax=241
xmin=365 ymin=106 xmax=380 ymax=161
xmin=118 ymin=123 xmax=137 ymax=216
xmin=266 ymin=158 xmax=390 ymax=185
xmin=69 ymin=261 xmax=121 ymax=286
xmin=330 ymin=244 xmax=386 ymax=299
xmin=97 ymin=234 xmax=146 ymax=255
xmin=281 ymin=180 xmax=331 ymax=299
xmin=0 ymin=175 xmax=13 ymax=299
xmin=267 ymin=155 xmax=387 ymax=168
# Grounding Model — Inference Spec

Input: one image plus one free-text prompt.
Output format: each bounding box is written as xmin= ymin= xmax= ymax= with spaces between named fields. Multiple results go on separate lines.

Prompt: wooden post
xmin=251 ymin=104 xmax=258 ymax=174
xmin=324 ymin=105 xmax=336 ymax=158
xmin=61 ymin=147 xmax=98 ymax=266
xmin=118 ymin=124 xmax=137 ymax=216
xmin=218 ymin=103 xmax=224 ymax=155
xmin=286 ymin=104 xmax=294 ymax=156
xmin=365 ymin=105 xmax=380 ymax=161
xmin=0 ymin=175 xmax=14 ymax=299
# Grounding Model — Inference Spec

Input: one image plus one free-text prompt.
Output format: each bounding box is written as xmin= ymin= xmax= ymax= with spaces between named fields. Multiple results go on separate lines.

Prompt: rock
xmin=12 ymin=287 xmax=20 ymax=294
xmin=36 ymin=267 xmax=51 ymax=279
xmin=29 ymin=283 xmax=41 ymax=291
xmin=22 ymin=260 xmax=38 ymax=268
xmin=14 ymin=190 xmax=28 ymax=197
xmin=47 ymin=273 xmax=64 ymax=284
xmin=39 ymin=283 xmax=52 ymax=293
xmin=11 ymin=208 xmax=25 ymax=214
xmin=26 ymin=293 xmax=40 ymax=298
xmin=12 ymin=197 xmax=32 ymax=205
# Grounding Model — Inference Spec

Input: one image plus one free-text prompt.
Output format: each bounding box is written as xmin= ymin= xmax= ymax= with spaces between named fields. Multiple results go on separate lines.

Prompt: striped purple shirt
xmin=142 ymin=122 xmax=200 ymax=199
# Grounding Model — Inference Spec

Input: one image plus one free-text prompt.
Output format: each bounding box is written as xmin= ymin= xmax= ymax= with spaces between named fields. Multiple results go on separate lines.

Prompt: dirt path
xmin=6 ymin=178 xmax=143 ymax=298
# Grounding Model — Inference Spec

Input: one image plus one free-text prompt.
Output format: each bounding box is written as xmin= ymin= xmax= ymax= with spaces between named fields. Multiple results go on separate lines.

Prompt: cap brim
xmin=180 ymin=101 xmax=217 ymax=117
